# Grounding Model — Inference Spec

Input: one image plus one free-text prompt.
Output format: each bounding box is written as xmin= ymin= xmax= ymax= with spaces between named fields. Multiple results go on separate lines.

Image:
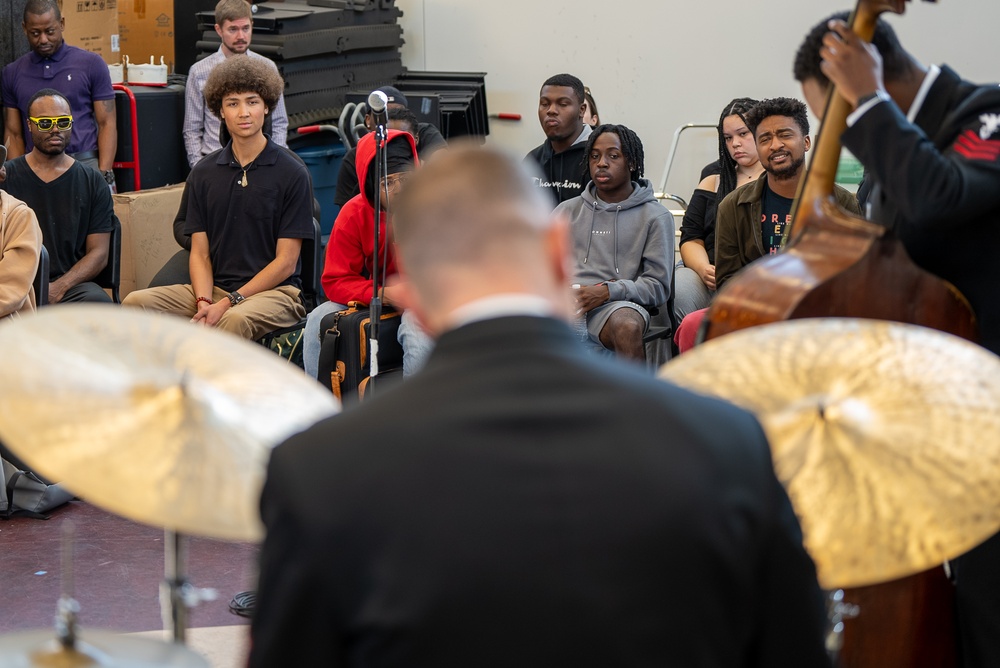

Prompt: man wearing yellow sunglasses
xmin=0 ymin=89 xmax=114 ymax=304
xmin=1 ymin=0 xmax=117 ymax=188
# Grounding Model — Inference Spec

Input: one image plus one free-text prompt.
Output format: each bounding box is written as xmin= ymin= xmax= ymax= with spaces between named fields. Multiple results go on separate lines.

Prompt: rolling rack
xmin=111 ymin=84 xmax=142 ymax=192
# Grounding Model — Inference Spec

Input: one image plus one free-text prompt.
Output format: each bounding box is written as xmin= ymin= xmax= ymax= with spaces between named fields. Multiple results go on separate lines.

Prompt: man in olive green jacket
xmin=715 ymin=97 xmax=860 ymax=289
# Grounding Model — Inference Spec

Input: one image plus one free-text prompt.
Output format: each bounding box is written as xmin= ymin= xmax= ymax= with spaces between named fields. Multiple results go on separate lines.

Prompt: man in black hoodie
xmin=525 ymin=73 xmax=592 ymax=207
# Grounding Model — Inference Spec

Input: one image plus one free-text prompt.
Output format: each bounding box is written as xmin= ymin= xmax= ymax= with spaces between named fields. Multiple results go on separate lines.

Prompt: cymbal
xmin=0 ymin=306 xmax=339 ymax=542
xmin=659 ymin=318 xmax=1000 ymax=589
xmin=0 ymin=629 xmax=208 ymax=667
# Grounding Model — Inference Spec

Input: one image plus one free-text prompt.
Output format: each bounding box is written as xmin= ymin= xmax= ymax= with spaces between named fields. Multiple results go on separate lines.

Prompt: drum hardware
xmin=0 ymin=306 xmax=339 ymax=544
xmin=0 ymin=521 xmax=210 ymax=667
xmin=56 ymin=521 xmax=82 ymax=653
xmin=0 ymin=629 xmax=210 ymax=667
xmin=660 ymin=318 xmax=1000 ymax=666
xmin=0 ymin=306 xmax=339 ymax=644
xmin=660 ymin=318 xmax=1000 ymax=589
xmin=161 ymin=531 xmax=219 ymax=643
xmin=826 ymin=589 xmax=860 ymax=661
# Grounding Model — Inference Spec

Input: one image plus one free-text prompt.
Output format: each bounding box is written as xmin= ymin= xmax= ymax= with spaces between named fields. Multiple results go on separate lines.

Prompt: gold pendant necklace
xmin=233 ymin=147 xmax=255 ymax=188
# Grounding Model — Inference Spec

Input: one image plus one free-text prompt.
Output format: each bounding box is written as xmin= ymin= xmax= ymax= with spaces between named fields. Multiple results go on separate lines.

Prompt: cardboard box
xmin=113 ymin=183 xmax=185 ymax=298
xmin=118 ymin=0 xmax=175 ymax=74
xmin=59 ymin=0 xmax=120 ymax=65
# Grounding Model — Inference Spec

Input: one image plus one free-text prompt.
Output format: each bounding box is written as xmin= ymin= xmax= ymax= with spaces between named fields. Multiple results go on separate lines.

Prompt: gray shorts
xmin=581 ymin=300 xmax=649 ymax=343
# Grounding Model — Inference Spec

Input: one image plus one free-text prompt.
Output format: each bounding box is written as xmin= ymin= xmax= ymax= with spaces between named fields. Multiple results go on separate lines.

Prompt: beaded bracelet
xmin=196 ymin=296 xmax=213 ymax=306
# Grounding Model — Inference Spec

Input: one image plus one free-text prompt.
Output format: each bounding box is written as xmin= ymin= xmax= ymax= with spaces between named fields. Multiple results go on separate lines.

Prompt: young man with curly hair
xmin=123 ymin=56 xmax=312 ymax=340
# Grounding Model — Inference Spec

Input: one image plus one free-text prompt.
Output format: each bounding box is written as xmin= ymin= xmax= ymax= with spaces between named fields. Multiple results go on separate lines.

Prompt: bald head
xmin=391 ymin=144 xmax=572 ymax=328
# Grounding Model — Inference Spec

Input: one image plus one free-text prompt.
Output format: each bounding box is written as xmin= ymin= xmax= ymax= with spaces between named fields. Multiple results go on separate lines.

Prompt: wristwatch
xmin=101 ymin=169 xmax=116 ymax=185
xmin=226 ymin=291 xmax=246 ymax=307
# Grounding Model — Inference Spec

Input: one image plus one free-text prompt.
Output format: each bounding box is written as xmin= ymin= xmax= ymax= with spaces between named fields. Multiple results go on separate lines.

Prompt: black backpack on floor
xmin=0 ymin=454 xmax=74 ymax=520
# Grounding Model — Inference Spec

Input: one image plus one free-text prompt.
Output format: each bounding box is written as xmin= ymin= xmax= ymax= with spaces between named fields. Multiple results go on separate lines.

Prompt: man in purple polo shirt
xmin=1 ymin=0 xmax=117 ymax=189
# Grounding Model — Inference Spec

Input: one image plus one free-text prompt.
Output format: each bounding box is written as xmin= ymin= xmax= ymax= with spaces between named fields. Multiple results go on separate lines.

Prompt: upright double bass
xmin=702 ymin=0 xmax=976 ymax=344
xmin=700 ymin=1 xmax=974 ymax=666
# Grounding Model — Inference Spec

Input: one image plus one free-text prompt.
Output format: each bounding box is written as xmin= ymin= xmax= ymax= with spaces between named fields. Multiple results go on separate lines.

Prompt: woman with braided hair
xmin=673 ymin=98 xmax=762 ymax=325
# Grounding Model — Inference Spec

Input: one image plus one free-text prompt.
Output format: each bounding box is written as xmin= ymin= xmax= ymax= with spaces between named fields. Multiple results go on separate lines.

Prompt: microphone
xmin=368 ymin=90 xmax=388 ymax=117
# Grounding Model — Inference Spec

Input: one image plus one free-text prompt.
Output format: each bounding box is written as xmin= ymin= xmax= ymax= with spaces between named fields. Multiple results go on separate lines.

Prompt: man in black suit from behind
xmin=249 ymin=145 xmax=831 ymax=668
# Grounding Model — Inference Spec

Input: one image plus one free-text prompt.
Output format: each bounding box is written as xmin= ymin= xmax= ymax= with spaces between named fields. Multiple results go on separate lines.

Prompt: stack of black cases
xmin=193 ymin=0 xmax=405 ymax=128
xmin=346 ymin=71 xmax=491 ymax=142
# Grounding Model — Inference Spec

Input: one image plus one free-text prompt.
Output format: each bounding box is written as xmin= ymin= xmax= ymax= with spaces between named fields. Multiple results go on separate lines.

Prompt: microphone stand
xmin=369 ymin=106 xmax=388 ymax=399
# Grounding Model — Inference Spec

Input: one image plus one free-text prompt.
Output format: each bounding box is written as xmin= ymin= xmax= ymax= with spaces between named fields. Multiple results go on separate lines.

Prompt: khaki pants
xmin=122 ymin=284 xmax=305 ymax=341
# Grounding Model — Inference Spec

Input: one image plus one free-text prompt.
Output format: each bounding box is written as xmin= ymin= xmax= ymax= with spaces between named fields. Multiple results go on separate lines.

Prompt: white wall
xmin=397 ymin=0 xmax=1000 ymax=203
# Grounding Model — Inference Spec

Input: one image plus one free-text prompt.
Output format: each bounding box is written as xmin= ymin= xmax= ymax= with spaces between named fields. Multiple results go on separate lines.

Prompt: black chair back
xmin=643 ymin=269 xmax=678 ymax=362
xmin=33 ymin=244 xmax=49 ymax=307
xmin=256 ymin=218 xmax=324 ymax=353
xmin=94 ymin=216 xmax=122 ymax=303
xmin=299 ymin=218 xmax=323 ymax=313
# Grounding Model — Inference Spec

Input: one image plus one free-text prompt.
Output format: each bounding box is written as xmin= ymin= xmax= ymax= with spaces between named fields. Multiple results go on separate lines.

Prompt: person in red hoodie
xmin=304 ymin=129 xmax=429 ymax=378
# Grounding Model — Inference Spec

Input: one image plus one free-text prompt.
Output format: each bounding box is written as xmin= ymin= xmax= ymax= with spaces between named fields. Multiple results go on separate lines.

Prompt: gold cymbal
xmin=659 ymin=318 xmax=1000 ymax=589
xmin=0 ymin=629 xmax=208 ymax=667
xmin=0 ymin=306 xmax=339 ymax=542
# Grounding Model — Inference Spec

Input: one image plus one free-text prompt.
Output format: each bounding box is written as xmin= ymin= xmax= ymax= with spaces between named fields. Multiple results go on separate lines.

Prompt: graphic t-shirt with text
xmin=760 ymin=181 xmax=794 ymax=255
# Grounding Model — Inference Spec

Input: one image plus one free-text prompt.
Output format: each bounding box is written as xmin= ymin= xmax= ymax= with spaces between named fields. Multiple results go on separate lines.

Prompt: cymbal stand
xmin=160 ymin=530 xmax=217 ymax=642
xmin=54 ymin=520 xmax=81 ymax=651
xmin=825 ymin=588 xmax=860 ymax=664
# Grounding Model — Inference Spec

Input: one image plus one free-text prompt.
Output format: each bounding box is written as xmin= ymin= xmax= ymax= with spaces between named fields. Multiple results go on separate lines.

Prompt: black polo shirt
xmin=184 ymin=139 xmax=313 ymax=292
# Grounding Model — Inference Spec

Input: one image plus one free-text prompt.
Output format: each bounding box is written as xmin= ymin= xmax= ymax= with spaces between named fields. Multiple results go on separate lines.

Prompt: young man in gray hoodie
xmin=555 ymin=124 xmax=674 ymax=361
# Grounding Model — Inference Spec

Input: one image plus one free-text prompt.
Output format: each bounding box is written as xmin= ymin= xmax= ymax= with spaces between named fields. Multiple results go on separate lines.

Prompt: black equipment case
xmin=317 ymin=303 xmax=404 ymax=405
